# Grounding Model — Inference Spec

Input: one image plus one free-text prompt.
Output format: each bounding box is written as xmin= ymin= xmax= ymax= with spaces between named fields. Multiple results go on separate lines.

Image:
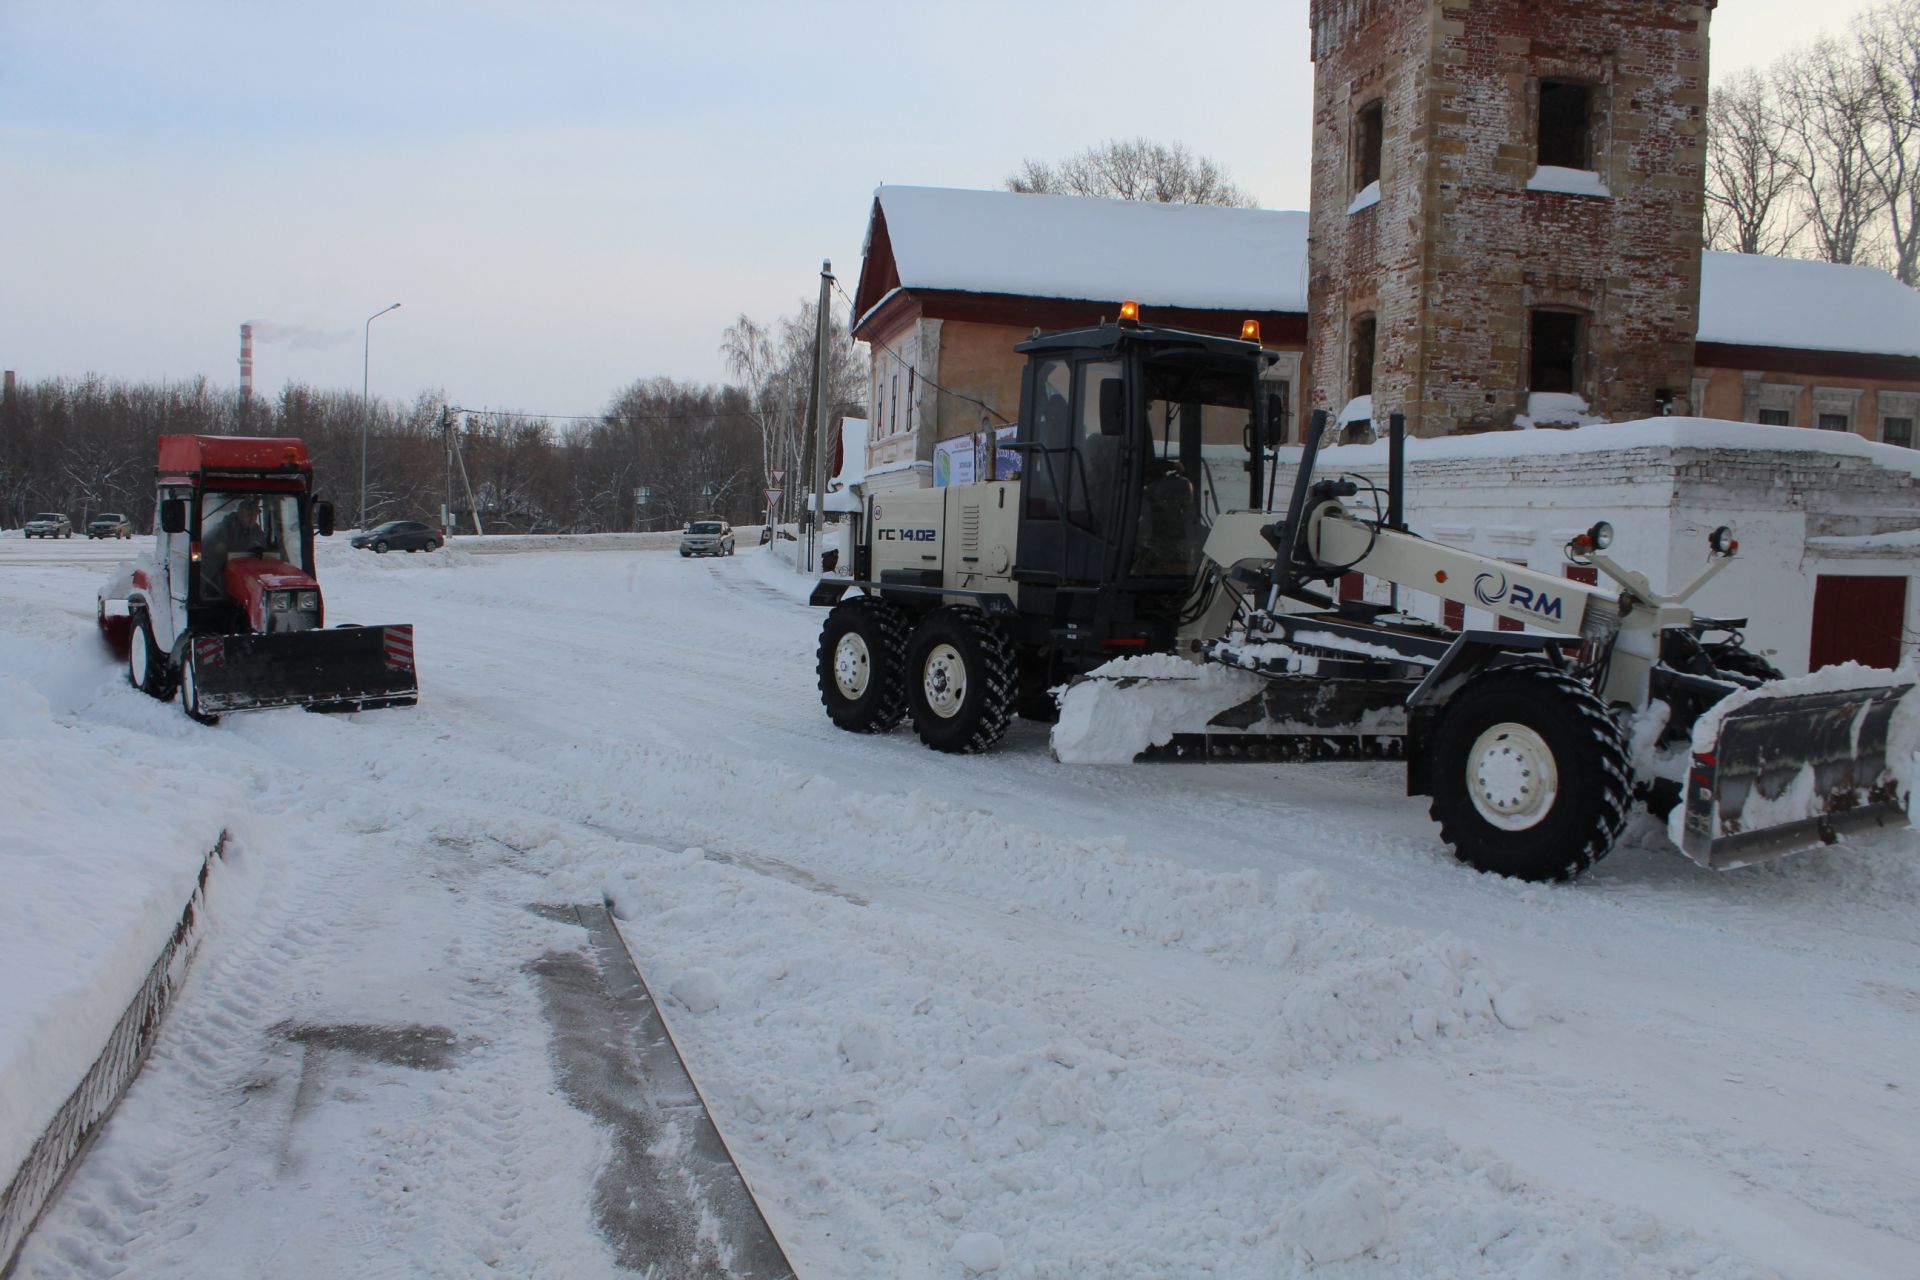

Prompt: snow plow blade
xmin=1679 ymin=681 xmax=1913 ymax=870
xmin=189 ymin=625 xmax=418 ymax=714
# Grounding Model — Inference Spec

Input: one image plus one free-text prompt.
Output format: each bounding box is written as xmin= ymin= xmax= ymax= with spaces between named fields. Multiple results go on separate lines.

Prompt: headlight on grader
xmin=1565 ymin=520 xmax=1613 ymax=563
xmin=298 ymin=590 xmax=319 ymax=611
xmin=272 ymin=591 xmax=293 ymax=612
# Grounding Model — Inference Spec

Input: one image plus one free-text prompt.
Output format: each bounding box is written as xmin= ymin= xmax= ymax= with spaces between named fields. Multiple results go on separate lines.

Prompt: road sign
xmin=764 ymin=487 xmax=783 ymax=505
xmin=770 ymin=469 xmax=787 ymax=485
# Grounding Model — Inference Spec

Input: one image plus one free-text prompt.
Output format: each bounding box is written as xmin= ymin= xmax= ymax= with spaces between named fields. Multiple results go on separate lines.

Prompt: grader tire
xmin=906 ymin=608 xmax=1016 ymax=754
xmin=1427 ymin=664 xmax=1630 ymax=882
xmin=817 ymin=596 xmax=909 ymax=733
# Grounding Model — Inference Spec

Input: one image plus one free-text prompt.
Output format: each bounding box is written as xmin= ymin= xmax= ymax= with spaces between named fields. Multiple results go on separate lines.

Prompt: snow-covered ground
xmin=4 ymin=533 xmax=1918 ymax=1278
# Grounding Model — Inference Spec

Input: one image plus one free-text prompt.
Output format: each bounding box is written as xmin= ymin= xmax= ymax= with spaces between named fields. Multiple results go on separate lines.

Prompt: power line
xmin=448 ymin=404 xmax=772 ymax=427
xmin=831 ymin=277 xmax=1015 ymax=426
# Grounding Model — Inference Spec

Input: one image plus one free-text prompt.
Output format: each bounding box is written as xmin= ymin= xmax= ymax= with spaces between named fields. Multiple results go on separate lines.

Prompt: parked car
xmin=350 ymin=520 xmax=443 ymax=554
xmin=88 ymin=512 xmax=133 ymax=539
xmin=24 ymin=513 xmax=73 ymax=539
xmin=680 ymin=520 xmax=736 ymax=557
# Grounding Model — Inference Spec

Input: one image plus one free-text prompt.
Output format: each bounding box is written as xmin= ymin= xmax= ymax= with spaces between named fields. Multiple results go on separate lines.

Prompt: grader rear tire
xmin=1427 ymin=664 xmax=1630 ymax=882
xmin=906 ymin=608 xmax=1016 ymax=754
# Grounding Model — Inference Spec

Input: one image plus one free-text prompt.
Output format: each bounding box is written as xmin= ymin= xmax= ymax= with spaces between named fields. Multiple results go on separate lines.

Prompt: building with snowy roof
xmin=845 ymin=0 xmax=1920 ymax=671
xmin=850 ymin=184 xmax=1920 ymax=471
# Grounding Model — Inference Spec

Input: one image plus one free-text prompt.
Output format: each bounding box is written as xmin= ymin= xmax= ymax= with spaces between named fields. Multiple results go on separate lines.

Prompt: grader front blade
xmin=1678 ymin=680 xmax=1914 ymax=870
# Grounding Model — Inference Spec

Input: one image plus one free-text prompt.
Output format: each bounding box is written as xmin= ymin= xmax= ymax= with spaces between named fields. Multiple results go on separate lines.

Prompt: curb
xmin=0 ymin=831 xmax=230 ymax=1274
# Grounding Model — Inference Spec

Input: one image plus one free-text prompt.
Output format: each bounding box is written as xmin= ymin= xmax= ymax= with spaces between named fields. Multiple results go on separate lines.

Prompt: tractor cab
xmin=1009 ymin=316 xmax=1282 ymax=642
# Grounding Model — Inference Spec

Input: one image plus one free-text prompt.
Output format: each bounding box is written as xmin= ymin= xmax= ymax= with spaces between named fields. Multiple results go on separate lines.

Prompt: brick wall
xmin=1309 ymin=0 xmax=1714 ymax=436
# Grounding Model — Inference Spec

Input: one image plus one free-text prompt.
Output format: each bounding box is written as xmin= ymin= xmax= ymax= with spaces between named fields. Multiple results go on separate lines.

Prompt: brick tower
xmin=1306 ymin=0 xmax=1715 ymax=436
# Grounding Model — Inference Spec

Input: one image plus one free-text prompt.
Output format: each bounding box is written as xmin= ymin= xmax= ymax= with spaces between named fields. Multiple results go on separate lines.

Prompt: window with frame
xmin=890 ymin=373 xmax=899 ymax=435
xmin=1351 ymin=315 xmax=1377 ymax=398
xmin=1538 ymin=80 xmax=1592 ymax=169
xmin=906 ymin=369 xmax=916 ymax=433
xmin=1818 ymin=412 xmax=1851 ymax=432
xmin=1757 ymin=408 xmax=1792 ymax=426
xmin=1884 ymin=416 xmax=1914 ymax=448
xmin=1529 ymin=310 xmax=1581 ymax=394
xmin=1354 ymin=99 xmax=1384 ymax=192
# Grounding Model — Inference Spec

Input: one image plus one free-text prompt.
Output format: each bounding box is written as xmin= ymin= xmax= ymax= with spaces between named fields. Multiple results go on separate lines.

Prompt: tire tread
xmin=1427 ymin=663 xmax=1629 ymax=881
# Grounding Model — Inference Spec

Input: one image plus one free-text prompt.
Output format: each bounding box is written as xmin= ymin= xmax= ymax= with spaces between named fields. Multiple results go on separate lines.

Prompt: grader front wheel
xmin=1427 ymin=665 xmax=1630 ymax=882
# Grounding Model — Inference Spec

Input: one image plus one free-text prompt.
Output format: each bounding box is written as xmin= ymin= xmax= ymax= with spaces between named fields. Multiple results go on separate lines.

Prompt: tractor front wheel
xmin=818 ymin=596 xmax=909 ymax=732
xmin=127 ymin=613 xmax=175 ymax=701
xmin=178 ymin=645 xmax=221 ymax=725
xmin=1426 ymin=664 xmax=1629 ymax=882
xmin=906 ymin=608 xmax=1016 ymax=754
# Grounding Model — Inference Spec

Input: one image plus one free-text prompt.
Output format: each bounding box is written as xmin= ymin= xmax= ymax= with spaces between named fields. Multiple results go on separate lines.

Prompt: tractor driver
xmin=200 ymin=497 xmax=277 ymax=596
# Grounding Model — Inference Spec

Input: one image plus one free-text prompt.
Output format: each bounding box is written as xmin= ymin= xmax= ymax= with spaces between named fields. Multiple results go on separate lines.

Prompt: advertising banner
xmin=934 ymin=426 xmax=1024 ymax=486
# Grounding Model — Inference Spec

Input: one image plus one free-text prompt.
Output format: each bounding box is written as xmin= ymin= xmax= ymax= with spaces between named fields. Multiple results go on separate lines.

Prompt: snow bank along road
xmin=4 ymin=534 xmax=1918 ymax=1278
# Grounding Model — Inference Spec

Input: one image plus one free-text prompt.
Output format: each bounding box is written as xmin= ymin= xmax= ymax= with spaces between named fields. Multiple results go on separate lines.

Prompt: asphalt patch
xmin=527 ymin=904 xmax=795 ymax=1279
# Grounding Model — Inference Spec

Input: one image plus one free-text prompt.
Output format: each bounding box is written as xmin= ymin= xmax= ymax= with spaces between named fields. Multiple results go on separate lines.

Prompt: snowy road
xmin=5 ymin=534 xmax=1918 ymax=1277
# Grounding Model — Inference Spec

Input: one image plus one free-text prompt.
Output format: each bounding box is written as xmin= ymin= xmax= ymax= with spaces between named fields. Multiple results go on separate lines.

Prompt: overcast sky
xmin=0 ymin=0 xmax=1885 ymax=420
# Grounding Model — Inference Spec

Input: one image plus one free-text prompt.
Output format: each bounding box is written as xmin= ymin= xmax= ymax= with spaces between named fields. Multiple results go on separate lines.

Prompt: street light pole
xmin=361 ymin=302 xmax=402 ymax=529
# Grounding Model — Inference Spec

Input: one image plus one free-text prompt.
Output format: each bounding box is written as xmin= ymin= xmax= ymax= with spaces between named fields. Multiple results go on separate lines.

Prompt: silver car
xmin=679 ymin=519 xmax=736 ymax=557
xmin=24 ymin=512 xmax=73 ymax=539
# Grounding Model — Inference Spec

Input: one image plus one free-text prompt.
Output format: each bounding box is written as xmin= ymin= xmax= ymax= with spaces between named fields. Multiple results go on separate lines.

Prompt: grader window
xmin=1024 ymin=357 xmax=1073 ymax=522
xmin=1072 ymin=360 xmax=1124 ymax=533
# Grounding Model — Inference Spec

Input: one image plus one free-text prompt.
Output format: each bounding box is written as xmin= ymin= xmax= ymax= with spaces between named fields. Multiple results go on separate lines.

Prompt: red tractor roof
xmin=157 ymin=435 xmax=313 ymax=481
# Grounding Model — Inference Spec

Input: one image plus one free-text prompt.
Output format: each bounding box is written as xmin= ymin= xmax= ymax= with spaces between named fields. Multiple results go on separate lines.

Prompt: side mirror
xmin=315 ymin=500 xmax=336 ymax=537
xmin=1098 ymin=378 xmax=1125 ymax=437
xmin=1265 ymin=391 xmax=1289 ymax=447
xmin=160 ymin=498 xmax=187 ymax=534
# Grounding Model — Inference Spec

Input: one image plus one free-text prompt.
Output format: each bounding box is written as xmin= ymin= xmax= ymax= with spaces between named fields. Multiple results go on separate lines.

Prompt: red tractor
xmin=98 ymin=435 xmax=418 ymax=723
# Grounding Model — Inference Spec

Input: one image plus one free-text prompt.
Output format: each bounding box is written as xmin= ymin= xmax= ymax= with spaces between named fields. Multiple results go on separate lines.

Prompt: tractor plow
xmin=184 ymin=625 xmax=419 ymax=716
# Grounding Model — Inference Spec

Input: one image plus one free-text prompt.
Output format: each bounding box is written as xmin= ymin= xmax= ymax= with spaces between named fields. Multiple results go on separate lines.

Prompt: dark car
xmin=350 ymin=520 xmax=443 ymax=553
xmin=88 ymin=512 xmax=133 ymax=539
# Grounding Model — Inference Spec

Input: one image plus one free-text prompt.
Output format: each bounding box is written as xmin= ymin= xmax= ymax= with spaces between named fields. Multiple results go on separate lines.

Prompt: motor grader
xmin=810 ymin=315 xmax=1912 ymax=881
xmin=98 ymin=435 xmax=418 ymax=724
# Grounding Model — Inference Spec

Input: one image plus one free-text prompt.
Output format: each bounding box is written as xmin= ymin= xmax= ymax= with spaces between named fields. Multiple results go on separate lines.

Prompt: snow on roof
xmin=874 ymin=185 xmax=1309 ymax=313
xmin=871 ymin=188 xmax=1920 ymax=361
xmin=1698 ymin=252 xmax=1920 ymax=359
xmin=1310 ymin=415 xmax=1920 ymax=478
xmin=833 ymin=416 xmax=869 ymax=489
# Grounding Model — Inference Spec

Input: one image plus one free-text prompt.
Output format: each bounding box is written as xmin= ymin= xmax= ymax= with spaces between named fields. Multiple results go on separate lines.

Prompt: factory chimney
xmin=239 ymin=324 xmax=254 ymax=406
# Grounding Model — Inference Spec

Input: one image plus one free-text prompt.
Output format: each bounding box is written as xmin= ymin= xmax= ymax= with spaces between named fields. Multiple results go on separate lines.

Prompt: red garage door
xmin=1809 ymin=576 xmax=1908 ymax=670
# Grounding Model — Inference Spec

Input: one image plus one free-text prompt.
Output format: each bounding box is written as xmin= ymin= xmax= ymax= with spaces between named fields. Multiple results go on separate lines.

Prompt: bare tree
xmin=1705 ymin=70 xmax=1801 ymax=254
xmin=1777 ymin=37 xmax=1889 ymax=265
xmin=1856 ymin=0 xmax=1920 ymax=283
xmin=721 ymin=300 xmax=866 ymax=522
xmin=1007 ymin=138 xmax=1256 ymax=207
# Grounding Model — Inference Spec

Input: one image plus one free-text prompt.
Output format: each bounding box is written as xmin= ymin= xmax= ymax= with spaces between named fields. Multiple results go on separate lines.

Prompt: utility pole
xmin=440 ymin=404 xmax=454 ymax=533
xmin=801 ymin=260 xmax=833 ymax=574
